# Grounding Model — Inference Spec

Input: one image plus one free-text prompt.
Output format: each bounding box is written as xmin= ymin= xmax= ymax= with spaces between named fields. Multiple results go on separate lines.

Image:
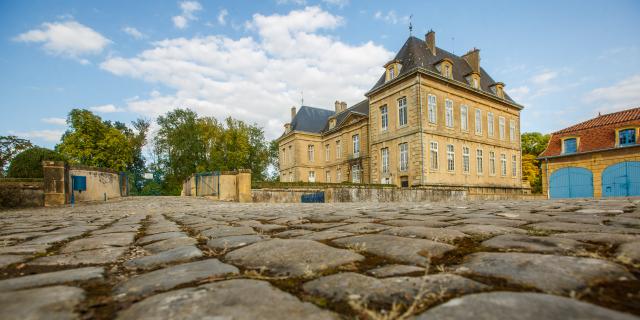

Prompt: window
xmin=336 ymin=140 xmax=341 ymax=159
xmin=475 ymin=109 xmax=482 ymax=135
xmin=352 ymin=134 xmax=360 ymax=158
xmin=510 ymin=120 xmax=516 ymax=141
xmin=499 ymin=117 xmax=506 ymax=140
xmin=351 ymin=165 xmax=361 ymax=183
xmin=460 ymin=105 xmax=468 ymax=131
xmin=326 ymin=170 xmax=331 ymax=183
xmin=399 ymin=143 xmax=409 ymax=172
xmin=381 ymin=148 xmax=389 ymax=173
xmin=619 ymin=128 xmax=637 ymax=146
xmin=487 ymin=112 xmax=494 ymax=137
xmin=501 ymin=154 xmax=507 ymax=176
xmin=489 ymin=151 xmax=496 ymax=175
xmin=307 ymin=144 xmax=315 ymax=162
xmin=512 ymin=155 xmax=517 ymax=177
xmin=380 ymin=105 xmax=388 ymax=130
xmin=281 ymin=148 xmax=286 ymax=166
xmin=289 ymin=173 xmax=294 ymax=182
xmin=563 ymin=138 xmax=577 ymax=154
xmin=337 ymin=168 xmax=341 ymax=182
xmin=462 ymin=146 xmax=470 ymax=173
xmin=476 ymin=149 xmax=484 ymax=174
xmin=428 ymin=94 xmax=437 ymax=123
xmin=445 ymin=99 xmax=454 ymax=128
xmin=288 ymin=146 xmax=293 ymax=164
xmin=473 ymin=77 xmax=479 ymax=89
xmin=447 ymin=144 xmax=455 ymax=172
xmin=389 ymin=67 xmax=395 ymax=80
xmin=308 ymin=171 xmax=315 ymax=183
xmin=398 ymin=97 xmax=408 ymax=126
xmin=430 ymin=142 xmax=439 ymax=170
xmin=444 ymin=64 xmax=451 ymax=78
xmin=325 ymin=144 xmax=330 ymax=161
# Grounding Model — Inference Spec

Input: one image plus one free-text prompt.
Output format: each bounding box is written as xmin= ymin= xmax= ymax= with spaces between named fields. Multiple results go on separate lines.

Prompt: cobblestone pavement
xmin=1 ymin=197 xmax=639 ymax=320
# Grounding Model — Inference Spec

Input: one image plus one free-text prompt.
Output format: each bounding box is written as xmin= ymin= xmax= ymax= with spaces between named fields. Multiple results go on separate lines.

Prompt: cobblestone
xmin=0 ymin=197 xmax=638 ymax=319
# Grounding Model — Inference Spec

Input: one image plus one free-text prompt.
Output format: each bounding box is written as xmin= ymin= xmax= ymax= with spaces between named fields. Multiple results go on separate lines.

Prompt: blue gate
xmin=602 ymin=161 xmax=640 ymax=197
xmin=301 ymin=192 xmax=325 ymax=203
xmin=549 ymin=167 xmax=594 ymax=198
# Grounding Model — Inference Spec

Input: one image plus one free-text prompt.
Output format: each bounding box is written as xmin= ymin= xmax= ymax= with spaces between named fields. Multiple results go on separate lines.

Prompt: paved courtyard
xmin=0 ymin=197 xmax=639 ymax=319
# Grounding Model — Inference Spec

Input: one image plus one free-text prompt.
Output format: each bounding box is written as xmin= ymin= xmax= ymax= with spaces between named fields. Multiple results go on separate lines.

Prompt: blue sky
xmin=1 ymin=0 xmax=639 ymax=148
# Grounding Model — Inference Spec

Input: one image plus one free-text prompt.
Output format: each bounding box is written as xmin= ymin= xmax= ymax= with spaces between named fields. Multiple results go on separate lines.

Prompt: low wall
xmin=181 ymin=170 xmax=251 ymax=202
xmin=69 ymin=167 xmax=121 ymax=202
xmin=0 ymin=179 xmax=44 ymax=208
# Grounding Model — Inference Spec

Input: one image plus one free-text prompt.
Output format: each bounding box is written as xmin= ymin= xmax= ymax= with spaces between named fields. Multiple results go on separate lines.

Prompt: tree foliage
xmin=0 ymin=136 xmax=33 ymax=176
xmin=520 ymin=132 xmax=550 ymax=193
xmin=521 ymin=132 xmax=550 ymax=156
xmin=7 ymin=147 xmax=66 ymax=178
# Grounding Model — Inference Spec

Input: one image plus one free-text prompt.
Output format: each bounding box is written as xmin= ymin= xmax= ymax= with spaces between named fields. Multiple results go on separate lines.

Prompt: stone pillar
xmin=42 ymin=161 xmax=68 ymax=206
xmin=237 ymin=169 xmax=252 ymax=203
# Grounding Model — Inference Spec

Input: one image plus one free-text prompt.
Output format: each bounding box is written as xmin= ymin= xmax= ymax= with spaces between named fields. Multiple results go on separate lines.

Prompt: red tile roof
xmin=540 ymin=107 xmax=640 ymax=158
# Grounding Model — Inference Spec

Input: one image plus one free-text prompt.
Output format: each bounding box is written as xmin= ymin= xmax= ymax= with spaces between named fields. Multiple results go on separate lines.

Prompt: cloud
xmin=122 ymin=26 xmax=145 ymax=39
xmin=172 ymin=1 xmax=202 ymax=29
xmin=276 ymin=0 xmax=307 ymax=5
xmin=584 ymin=74 xmax=640 ymax=111
xmin=373 ymin=10 xmax=409 ymax=25
xmin=531 ymin=70 xmax=557 ymax=85
xmin=217 ymin=9 xmax=228 ymax=25
xmin=506 ymin=86 xmax=530 ymax=102
xmin=14 ymin=20 xmax=110 ymax=61
xmin=322 ymin=0 xmax=349 ymax=7
xmin=101 ymin=6 xmax=392 ymax=139
xmin=41 ymin=117 xmax=67 ymax=125
xmin=10 ymin=130 xmax=64 ymax=142
xmin=89 ymin=104 xmax=125 ymax=113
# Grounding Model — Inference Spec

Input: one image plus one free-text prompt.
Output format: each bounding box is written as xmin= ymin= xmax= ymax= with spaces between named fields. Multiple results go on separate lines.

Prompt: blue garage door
xmin=549 ymin=167 xmax=594 ymax=198
xmin=602 ymin=161 xmax=640 ymax=197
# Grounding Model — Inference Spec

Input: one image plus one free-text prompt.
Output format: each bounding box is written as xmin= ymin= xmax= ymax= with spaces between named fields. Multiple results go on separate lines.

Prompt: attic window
xmin=472 ymin=77 xmax=479 ymax=89
xmin=329 ymin=118 xmax=336 ymax=129
xmin=389 ymin=67 xmax=395 ymax=80
xmin=444 ymin=65 xmax=451 ymax=79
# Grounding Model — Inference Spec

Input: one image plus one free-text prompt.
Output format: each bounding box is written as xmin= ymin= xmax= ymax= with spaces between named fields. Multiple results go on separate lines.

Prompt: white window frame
xmin=501 ymin=153 xmax=507 ymax=176
xmin=445 ymin=99 xmax=454 ymax=128
xmin=326 ymin=170 xmax=331 ymax=183
xmin=476 ymin=149 xmax=483 ymax=175
xmin=308 ymin=171 xmax=315 ymax=183
xmin=308 ymin=145 xmax=314 ymax=162
xmin=511 ymin=154 xmax=517 ymax=177
xmin=352 ymin=134 xmax=360 ymax=158
xmin=336 ymin=140 xmax=341 ymax=159
xmin=380 ymin=105 xmax=388 ymax=131
xmin=489 ymin=151 xmax=496 ymax=176
xmin=510 ymin=119 xmax=516 ymax=141
xmin=475 ymin=109 xmax=482 ymax=135
xmin=351 ymin=164 xmax=361 ymax=183
xmin=398 ymin=97 xmax=408 ymax=127
xmin=428 ymin=94 xmax=437 ymax=124
xmin=460 ymin=105 xmax=468 ymax=131
xmin=447 ymin=144 xmax=455 ymax=172
xmin=389 ymin=67 xmax=395 ymax=80
xmin=499 ymin=116 xmax=506 ymax=140
xmin=462 ymin=146 xmax=470 ymax=174
xmin=381 ymin=147 xmax=389 ymax=173
xmin=430 ymin=141 xmax=439 ymax=170
xmin=487 ymin=112 xmax=494 ymax=137
xmin=399 ymin=143 xmax=409 ymax=172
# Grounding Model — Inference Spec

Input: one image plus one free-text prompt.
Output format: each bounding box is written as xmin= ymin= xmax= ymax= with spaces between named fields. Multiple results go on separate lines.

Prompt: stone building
xmin=539 ymin=107 xmax=640 ymax=198
xmin=277 ymin=31 xmax=524 ymax=188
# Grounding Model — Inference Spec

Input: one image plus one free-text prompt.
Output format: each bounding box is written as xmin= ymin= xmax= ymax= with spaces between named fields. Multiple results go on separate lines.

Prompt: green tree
xmin=7 ymin=147 xmax=66 ymax=178
xmin=0 ymin=136 xmax=32 ymax=176
xmin=521 ymin=132 xmax=550 ymax=156
xmin=267 ymin=140 xmax=280 ymax=181
xmin=520 ymin=132 xmax=550 ymax=193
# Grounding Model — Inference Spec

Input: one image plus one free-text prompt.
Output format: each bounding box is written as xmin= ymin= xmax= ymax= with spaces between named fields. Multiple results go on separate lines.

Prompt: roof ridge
xmin=554 ymin=107 xmax=640 ymax=134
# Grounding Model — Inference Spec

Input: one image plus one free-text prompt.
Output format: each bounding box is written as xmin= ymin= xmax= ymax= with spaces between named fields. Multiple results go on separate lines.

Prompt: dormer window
xmin=384 ymin=60 xmax=402 ymax=82
xmin=436 ymin=59 xmax=453 ymax=79
xmin=444 ymin=65 xmax=451 ymax=78
xmin=389 ymin=67 xmax=395 ymax=80
xmin=489 ymin=82 xmax=505 ymax=98
xmin=618 ymin=128 xmax=637 ymax=146
xmin=329 ymin=118 xmax=336 ymax=129
xmin=562 ymin=137 xmax=578 ymax=154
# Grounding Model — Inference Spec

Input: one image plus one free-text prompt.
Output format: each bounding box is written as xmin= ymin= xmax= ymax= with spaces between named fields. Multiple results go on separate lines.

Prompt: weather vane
xmin=409 ymin=14 xmax=413 ymax=36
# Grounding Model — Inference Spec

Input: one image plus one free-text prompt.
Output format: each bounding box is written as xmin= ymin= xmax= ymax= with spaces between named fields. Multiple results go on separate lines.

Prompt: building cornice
xmin=538 ymin=144 xmax=640 ymax=160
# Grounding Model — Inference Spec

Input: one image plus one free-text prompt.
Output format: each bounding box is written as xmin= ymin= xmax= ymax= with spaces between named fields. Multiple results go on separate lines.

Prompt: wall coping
xmin=69 ymin=165 xmax=119 ymax=174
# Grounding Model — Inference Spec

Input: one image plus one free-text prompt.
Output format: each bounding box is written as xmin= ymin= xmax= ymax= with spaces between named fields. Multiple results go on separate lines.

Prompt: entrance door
xmin=549 ymin=167 xmax=593 ymax=198
xmin=602 ymin=161 xmax=640 ymax=197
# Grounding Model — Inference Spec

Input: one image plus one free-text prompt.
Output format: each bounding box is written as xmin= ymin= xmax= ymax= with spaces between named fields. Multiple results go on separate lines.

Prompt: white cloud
xmin=101 ymin=6 xmax=392 ymax=139
xmin=506 ymin=86 xmax=530 ymax=102
xmin=217 ymin=9 xmax=228 ymax=25
xmin=41 ymin=117 xmax=67 ymax=125
xmin=373 ymin=10 xmax=409 ymax=25
xmin=10 ymin=130 xmax=64 ymax=142
xmin=172 ymin=1 xmax=202 ymax=29
xmin=531 ymin=70 xmax=558 ymax=85
xmin=14 ymin=21 xmax=110 ymax=61
xmin=89 ymin=104 xmax=125 ymax=113
xmin=585 ymin=74 xmax=640 ymax=111
xmin=122 ymin=26 xmax=145 ymax=39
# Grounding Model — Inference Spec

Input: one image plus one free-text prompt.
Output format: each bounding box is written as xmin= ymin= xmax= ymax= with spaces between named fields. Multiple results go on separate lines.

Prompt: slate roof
xmin=539 ymin=107 xmax=640 ymax=158
xmin=290 ymin=106 xmax=335 ymax=134
xmin=321 ymin=99 xmax=369 ymax=134
xmin=368 ymin=36 xmax=515 ymax=103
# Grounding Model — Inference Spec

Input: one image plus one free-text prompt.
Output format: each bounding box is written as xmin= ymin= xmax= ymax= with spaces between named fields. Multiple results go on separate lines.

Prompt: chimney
xmin=425 ymin=30 xmax=436 ymax=56
xmin=335 ymin=100 xmax=341 ymax=113
xmin=291 ymin=106 xmax=296 ymax=121
xmin=462 ymin=48 xmax=480 ymax=73
xmin=340 ymin=101 xmax=347 ymax=111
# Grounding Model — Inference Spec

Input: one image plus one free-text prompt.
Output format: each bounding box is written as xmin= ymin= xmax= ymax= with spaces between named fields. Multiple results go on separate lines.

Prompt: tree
xmin=0 ymin=136 xmax=32 ymax=176
xmin=520 ymin=132 xmax=551 ymax=193
xmin=267 ymin=140 xmax=280 ymax=181
xmin=7 ymin=147 xmax=66 ymax=178
xmin=521 ymin=132 xmax=550 ymax=156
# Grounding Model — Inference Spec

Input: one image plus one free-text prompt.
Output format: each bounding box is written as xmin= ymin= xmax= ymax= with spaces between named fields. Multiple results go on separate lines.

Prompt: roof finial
xmin=409 ymin=14 xmax=413 ymax=36
xmin=300 ymin=90 xmax=304 ymax=106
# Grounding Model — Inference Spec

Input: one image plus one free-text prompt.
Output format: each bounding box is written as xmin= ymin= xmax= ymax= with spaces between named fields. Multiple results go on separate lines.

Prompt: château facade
xmin=277 ymin=31 xmax=524 ymax=188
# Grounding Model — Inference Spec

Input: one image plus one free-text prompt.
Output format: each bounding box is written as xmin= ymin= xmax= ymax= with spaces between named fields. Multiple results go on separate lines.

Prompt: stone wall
xmin=0 ymin=179 xmax=44 ymax=208
xmin=43 ymin=161 xmax=126 ymax=206
xmin=181 ymin=170 xmax=251 ymax=203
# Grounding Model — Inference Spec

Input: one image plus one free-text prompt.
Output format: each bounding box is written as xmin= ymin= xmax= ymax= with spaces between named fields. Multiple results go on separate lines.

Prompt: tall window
xmin=510 ymin=120 xmax=516 ymax=141
xmin=288 ymin=146 xmax=292 ymax=164
xmin=380 ymin=106 xmax=388 ymax=130
xmin=619 ymin=128 xmax=637 ymax=146
xmin=351 ymin=164 xmax=361 ymax=183
xmin=462 ymin=146 xmax=470 ymax=173
xmin=447 ymin=144 xmax=455 ymax=172
xmin=399 ymin=143 xmax=409 ymax=172
xmin=336 ymin=140 xmax=341 ymax=159
xmin=326 ymin=170 xmax=331 ymax=183
xmin=308 ymin=145 xmax=314 ymax=162
xmin=460 ymin=105 xmax=468 ymax=131
xmin=563 ymin=138 xmax=577 ymax=154
xmin=336 ymin=168 xmax=341 ymax=182
xmin=489 ymin=151 xmax=496 ymax=175
xmin=281 ymin=148 xmax=286 ymax=166
xmin=511 ymin=154 xmax=517 ymax=177
xmin=430 ymin=142 xmax=439 ymax=170
xmin=475 ymin=109 xmax=482 ymax=135
xmin=499 ymin=117 xmax=506 ymax=140
xmin=352 ymin=134 xmax=360 ymax=157
xmin=325 ymin=144 xmax=330 ymax=161
xmin=308 ymin=171 xmax=315 ymax=182
xmin=398 ymin=97 xmax=408 ymax=126
xmin=428 ymin=94 xmax=437 ymax=123
xmin=501 ymin=154 xmax=507 ymax=176
xmin=487 ymin=112 xmax=494 ymax=137
xmin=381 ymin=148 xmax=389 ymax=173
xmin=445 ymin=99 xmax=454 ymax=128
xmin=444 ymin=65 xmax=451 ymax=78
xmin=476 ymin=149 xmax=484 ymax=174
xmin=388 ymin=67 xmax=395 ymax=80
